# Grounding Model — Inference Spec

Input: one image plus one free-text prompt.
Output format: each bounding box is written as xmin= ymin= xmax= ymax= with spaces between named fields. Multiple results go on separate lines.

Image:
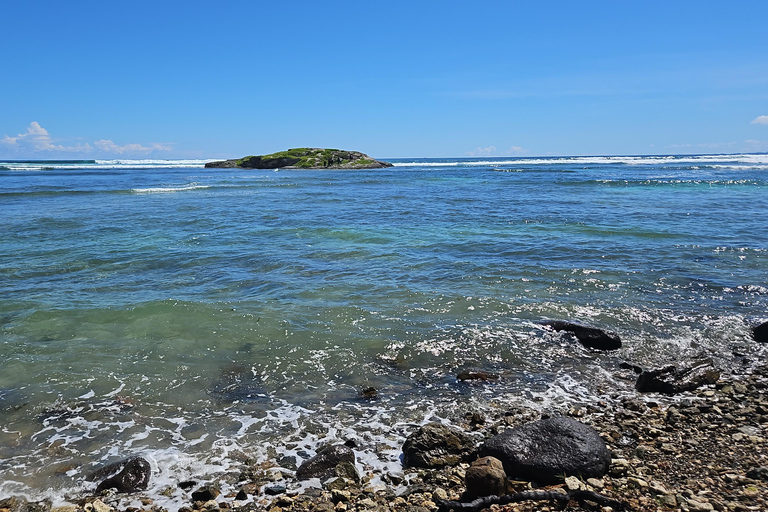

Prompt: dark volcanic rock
xmin=480 ymin=417 xmax=610 ymax=484
xmin=635 ymin=361 xmax=720 ymax=394
xmin=541 ymin=320 xmax=622 ymax=350
xmin=754 ymin=321 xmax=768 ymax=343
xmin=464 ymin=456 xmax=507 ymax=499
xmin=457 ymin=370 xmax=500 ymax=381
xmin=296 ymin=444 xmax=356 ymax=481
xmin=90 ymin=456 xmax=151 ymax=493
xmin=402 ymin=422 xmax=477 ymax=469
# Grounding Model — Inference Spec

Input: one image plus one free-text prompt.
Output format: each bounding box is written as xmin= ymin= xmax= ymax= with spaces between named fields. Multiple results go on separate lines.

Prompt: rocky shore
xmin=4 ymin=323 xmax=768 ymax=512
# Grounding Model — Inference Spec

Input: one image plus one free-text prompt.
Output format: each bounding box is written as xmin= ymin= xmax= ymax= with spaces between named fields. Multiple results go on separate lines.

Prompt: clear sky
xmin=2 ymin=1 xmax=767 ymax=159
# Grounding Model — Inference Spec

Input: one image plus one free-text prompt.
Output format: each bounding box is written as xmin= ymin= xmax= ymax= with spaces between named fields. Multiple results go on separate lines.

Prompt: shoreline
xmin=4 ymin=362 xmax=767 ymax=512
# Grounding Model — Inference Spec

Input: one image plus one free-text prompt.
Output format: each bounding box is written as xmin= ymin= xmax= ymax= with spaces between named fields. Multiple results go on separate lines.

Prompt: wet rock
xmin=360 ymin=387 xmax=378 ymax=400
xmin=0 ymin=497 xmax=51 ymax=512
xmin=264 ymin=484 xmax=287 ymax=495
xmin=402 ymin=422 xmax=477 ymax=469
xmin=541 ymin=320 xmax=622 ymax=350
xmin=296 ymin=444 xmax=356 ymax=481
xmin=89 ymin=456 xmax=151 ymax=493
xmin=754 ymin=321 xmax=768 ymax=343
xmin=464 ymin=456 xmax=507 ymax=499
xmin=207 ymin=363 xmax=268 ymax=403
xmin=636 ymin=361 xmax=720 ymax=394
xmin=334 ymin=461 xmax=360 ymax=482
xmin=457 ymin=370 xmax=499 ymax=381
xmin=480 ymin=417 xmax=610 ymax=484
xmin=191 ymin=484 xmax=220 ymax=502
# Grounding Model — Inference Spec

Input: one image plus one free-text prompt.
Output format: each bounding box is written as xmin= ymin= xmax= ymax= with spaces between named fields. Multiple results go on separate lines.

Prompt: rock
xmin=480 ymin=417 xmax=610 ymax=484
xmin=84 ymin=500 xmax=112 ymax=512
xmin=402 ymin=422 xmax=477 ymax=469
xmin=296 ymin=444 xmax=356 ymax=481
xmin=264 ymin=484 xmax=287 ymax=495
xmin=191 ymin=484 xmax=220 ymax=502
xmin=89 ymin=456 xmax=151 ymax=493
xmin=456 ymin=370 xmax=499 ymax=381
xmin=746 ymin=466 xmax=768 ymax=480
xmin=540 ymin=320 xmax=621 ymax=350
xmin=207 ymin=363 xmax=268 ymax=403
xmin=360 ymin=387 xmax=378 ymax=400
xmin=334 ymin=461 xmax=360 ymax=482
xmin=754 ymin=321 xmax=768 ymax=343
xmin=464 ymin=456 xmax=507 ymax=499
xmin=636 ymin=361 xmax=720 ymax=394
xmin=0 ymin=497 xmax=51 ymax=512
xmin=205 ymin=148 xmax=393 ymax=170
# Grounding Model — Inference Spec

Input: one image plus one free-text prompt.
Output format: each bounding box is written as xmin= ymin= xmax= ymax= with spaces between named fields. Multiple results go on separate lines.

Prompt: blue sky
xmin=2 ymin=1 xmax=767 ymax=159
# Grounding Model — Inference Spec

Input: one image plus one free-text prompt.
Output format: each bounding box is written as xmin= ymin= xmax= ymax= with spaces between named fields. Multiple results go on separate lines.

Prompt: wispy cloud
xmin=467 ymin=145 xmax=526 ymax=157
xmin=467 ymin=145 xmax=497 ymax=156
xmin=94 ymin=139 xmax=173 ymax=154
xmin=751 ymin=115 xmax=768 ymax=125
xmin=1 ymin=122 xmax=172 ymax=156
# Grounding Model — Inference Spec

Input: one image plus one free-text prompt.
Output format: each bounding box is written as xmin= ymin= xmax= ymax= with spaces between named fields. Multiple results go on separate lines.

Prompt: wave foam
xmin=131 ymin=184 xmax=210 ymax=194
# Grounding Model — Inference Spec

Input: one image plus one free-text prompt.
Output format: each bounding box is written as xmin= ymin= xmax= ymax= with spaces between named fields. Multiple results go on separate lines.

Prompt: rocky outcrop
xmin=541 ymin=320 xmax=622 ymax=350
xmin=402 ymin=422 xmax=477 ymax=469
xmin=480 ymin=417 xmax=610 ymax=484
xmin=295 ymin=444 xmax=356 ymax=481
xmin=89 ymin=456 xmax=151 ymax=493
xmin=753 ymin=321 xmax=768 ymax=343
xmin=635 ymin=360 xmax=720 ymax=394
xmin=205 ymin=148 xmax=393 ymax=169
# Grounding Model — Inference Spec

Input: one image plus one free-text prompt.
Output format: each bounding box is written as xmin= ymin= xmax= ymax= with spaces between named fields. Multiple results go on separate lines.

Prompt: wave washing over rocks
xmin=4 ymin=322 xmax=767 ymax=512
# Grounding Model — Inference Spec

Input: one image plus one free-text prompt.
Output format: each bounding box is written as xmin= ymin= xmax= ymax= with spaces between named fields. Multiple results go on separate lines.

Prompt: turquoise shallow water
xmin=1 ymin=154 xmax=767 ymax=505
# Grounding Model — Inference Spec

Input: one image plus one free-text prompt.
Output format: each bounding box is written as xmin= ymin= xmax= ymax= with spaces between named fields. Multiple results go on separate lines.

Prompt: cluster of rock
xmin=204 ymin=149 xmax=393 ymax=170
xmin=3 ymin=320 xmax=768 ymax=512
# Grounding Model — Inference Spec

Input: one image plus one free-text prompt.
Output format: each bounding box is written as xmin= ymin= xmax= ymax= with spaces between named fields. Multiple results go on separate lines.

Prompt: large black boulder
xmin=480 ymin=417 xmax=610 ymax=484
xmin=753 ymin=321 xmax=768 ymax=343
xmin=635 ymin=361 xmax=720 ymax=394
xmin=295 ymin=444 xmax=356 ymax=481
xmin=541 ymin=321 xmax=621 ymax=350
xmin=402 ymin=422 xmax=477 ymax=469
xmin=90 ymin=456 xmax=151 ymax=493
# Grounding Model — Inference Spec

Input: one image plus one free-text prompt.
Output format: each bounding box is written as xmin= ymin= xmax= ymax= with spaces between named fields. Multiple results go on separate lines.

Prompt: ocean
xmin=1 ymin=154 xmax=766 ymax=506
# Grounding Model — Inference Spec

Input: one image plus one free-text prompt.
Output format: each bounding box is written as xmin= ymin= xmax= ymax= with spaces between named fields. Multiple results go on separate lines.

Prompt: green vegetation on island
xmin=204 ymin=148 xmax=393 ymax=169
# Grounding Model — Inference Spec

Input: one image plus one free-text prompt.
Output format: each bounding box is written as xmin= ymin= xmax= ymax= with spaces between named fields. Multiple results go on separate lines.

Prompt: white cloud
xmin=751 ymin=115 xmax=768 ymax=125
xmin=504 ymin=145 xmax=525 ymax=155
xmin=1 ymin=122 xmax=172 ymax=156
xmin=94 ymin=139 xmax=173 ymax=154
xmin=468 ymin=145 xmax=497 ymax=156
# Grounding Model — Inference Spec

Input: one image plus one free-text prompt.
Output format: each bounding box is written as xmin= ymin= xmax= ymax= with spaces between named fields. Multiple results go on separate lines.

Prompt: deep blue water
xmin=1 ymin=154 xmax=766 ymax=505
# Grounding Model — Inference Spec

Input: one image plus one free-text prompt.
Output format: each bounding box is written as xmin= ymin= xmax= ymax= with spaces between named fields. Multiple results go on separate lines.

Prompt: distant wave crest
xmin=131 ymin=184 xmax=210 ymax=194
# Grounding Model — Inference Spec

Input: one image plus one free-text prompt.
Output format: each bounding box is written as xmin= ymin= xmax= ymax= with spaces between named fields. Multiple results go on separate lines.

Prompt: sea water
xmin=1 ymin=154 xmax=767 ymax=506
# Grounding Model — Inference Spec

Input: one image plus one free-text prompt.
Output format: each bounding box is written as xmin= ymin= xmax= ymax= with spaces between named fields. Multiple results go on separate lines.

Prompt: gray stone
xmin=402 ymin=422 xmax=477 ymax=469
xmin=480 ymin=417 xmax=610 ymax=484
xmin=636 ymin=361 xmax=720 ymax=394
xmin=296 ymin=444 xmax=355 ymax=481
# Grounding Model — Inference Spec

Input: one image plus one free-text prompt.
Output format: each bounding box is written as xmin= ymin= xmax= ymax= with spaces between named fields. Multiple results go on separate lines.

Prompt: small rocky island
xmin=204 ymin=148 xmax=393 ymax=169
